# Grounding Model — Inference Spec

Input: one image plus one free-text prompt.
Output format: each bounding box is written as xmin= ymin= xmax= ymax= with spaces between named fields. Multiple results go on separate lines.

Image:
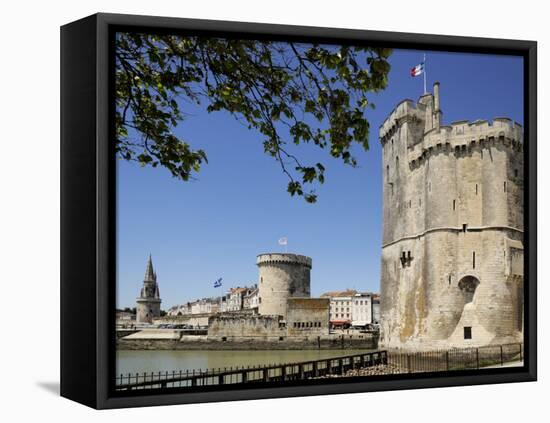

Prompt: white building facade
xmin=323 ymin=290 xmax=379 ymax=328
xmin=351 ymin=293 xmax=373 ymax=326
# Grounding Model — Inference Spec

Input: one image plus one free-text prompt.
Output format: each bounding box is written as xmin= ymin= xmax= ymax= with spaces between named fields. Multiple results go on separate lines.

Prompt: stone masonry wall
xmin=286 ymin=298 xmax=330 ymax=336
xmin=208 ymin=315 xmax=286 ymax=338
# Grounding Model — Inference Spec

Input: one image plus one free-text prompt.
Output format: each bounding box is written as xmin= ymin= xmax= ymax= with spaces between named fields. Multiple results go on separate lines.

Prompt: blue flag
xmin=214 ymin=277 xmax=222 ymax=288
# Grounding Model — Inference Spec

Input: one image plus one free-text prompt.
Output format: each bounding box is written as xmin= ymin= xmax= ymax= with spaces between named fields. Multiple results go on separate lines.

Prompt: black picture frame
xmin=60 ymin=12 xmax=537 ymax=409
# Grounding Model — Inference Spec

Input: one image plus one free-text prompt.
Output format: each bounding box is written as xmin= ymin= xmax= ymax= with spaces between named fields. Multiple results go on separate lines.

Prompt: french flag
xmin=410 ymin=62 xmax=424 ymax=77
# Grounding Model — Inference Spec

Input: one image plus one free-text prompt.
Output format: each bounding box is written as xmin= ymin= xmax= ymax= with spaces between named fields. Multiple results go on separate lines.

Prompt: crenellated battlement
xmin=407 ymin=118 xmax=523 ymax=168
xmin=256 ymin=253 xmax=312 ymax=268
xmin=379 ymin=98 xmax=425 ymax=142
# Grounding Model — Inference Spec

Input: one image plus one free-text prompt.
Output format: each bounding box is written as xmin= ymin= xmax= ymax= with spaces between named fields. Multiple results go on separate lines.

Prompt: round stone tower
xmin=257 ymin=253 xmax=312 ymax=319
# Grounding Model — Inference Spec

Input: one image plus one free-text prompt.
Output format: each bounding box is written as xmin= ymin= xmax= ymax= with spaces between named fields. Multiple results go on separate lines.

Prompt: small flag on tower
xmin=278 ymin=237 xmax=288 ymax=246
xmin=410 ymin=62 xmax=424 ymax=77
xmin=213 ymin=277 xmax=222 ymax=288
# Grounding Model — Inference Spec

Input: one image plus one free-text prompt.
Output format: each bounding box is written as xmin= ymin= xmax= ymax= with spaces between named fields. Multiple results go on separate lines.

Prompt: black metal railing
xmin=115 ymin=350 xmax=387 ymax=390
xmin=385 ymin=342 xmax=523 ymax=374
xmin=115 ymin=343 xmax=523 ymax=391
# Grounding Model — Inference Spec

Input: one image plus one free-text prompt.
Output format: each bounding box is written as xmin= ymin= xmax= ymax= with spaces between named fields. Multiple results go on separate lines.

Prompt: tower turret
xmin=257 ymin=253 xmax=311 ymax=319
xmin=136 ymin=255 xmax=162 ymax=324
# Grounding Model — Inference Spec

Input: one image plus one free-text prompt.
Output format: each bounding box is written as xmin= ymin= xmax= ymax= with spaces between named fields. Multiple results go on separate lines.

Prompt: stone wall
xmin=153 ymin=314 xmax=209 ymax=327
xmin=286 ymin=298 xmax=330 ymax=336
xmin=208 ymin=314 xmax=286 ymax=338
xmin=117 ymin=333 xmax=377 ymax=350
xmin=379 ymin=83 xmax=524 ymax=350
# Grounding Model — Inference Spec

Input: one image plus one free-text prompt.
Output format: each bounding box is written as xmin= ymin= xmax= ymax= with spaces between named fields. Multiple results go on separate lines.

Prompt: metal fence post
xmin=445 ymin=351 xmax=449 ymax=371
xmin=500 ymin=345 xmax=504 ymax=366
xmin=407 ymin=354 xmax=411 ymax=373
xmin=476 ymin=348 xmax=480 ymax=369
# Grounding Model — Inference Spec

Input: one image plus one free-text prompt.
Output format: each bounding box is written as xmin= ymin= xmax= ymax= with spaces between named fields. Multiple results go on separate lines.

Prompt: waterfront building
xmin=322 ymin=289 xmax=356 ymax=328
xmin=243 ymin=285 xmax=259 ymax=311
xmin=226 ymin=287 xmax=248 ymax=312
xmin=351 ymin=292 xmax=373 ymax=327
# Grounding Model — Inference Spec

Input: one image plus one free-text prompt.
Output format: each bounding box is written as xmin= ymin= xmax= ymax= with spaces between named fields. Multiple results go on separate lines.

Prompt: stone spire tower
xmin=136 ymin=255 xmax=162 ymax=324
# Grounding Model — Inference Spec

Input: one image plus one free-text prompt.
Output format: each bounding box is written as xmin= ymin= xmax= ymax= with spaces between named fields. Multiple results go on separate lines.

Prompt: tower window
xmin=448 ymin=275 xmax=451 ymax=285
xmin=475 ymin=184 xmax=478 ymax=195
xmin=504 ymin=181 xmax=507 ymax=192
xmin=514 ymin=169 xmax=519 ymax=178
xmin=463 ymin=224 xmax=467 ymax=233
xmin=472 ymin=251 xmax=476 ymax=269
xmin=386 ymin=165 xmax=389 ymax=179
xmin=453 ymin=200 xmax=456 ymax=211
xmin=464 ymin=326 xmax=472 ymax=340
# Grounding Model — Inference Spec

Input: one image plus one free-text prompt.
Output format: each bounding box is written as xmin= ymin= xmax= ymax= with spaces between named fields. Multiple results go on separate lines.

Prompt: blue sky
xmin=116 ymin=46 xmax=523 ymax=309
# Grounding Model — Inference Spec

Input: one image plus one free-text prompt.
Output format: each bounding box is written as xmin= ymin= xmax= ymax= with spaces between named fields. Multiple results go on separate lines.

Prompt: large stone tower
xmin=379 ymin=83 xmax=524 ymax=349
xmin=257 ymin=253 xmax=312 ymax=319
xmin=136 ymin=255 xmax=162 ymax=324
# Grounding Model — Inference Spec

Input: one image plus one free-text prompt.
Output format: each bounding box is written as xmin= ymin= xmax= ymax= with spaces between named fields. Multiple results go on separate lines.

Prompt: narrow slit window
xmin=464 ymin=326 xmax=472 ymax=340
xmin=475 ymin=184 xmax=478 ymax=195
xmin=463 ymin=224 xmax=467 ymax=233
xmin=453 ymin=200 xmax=456 ymax=211
xmin=504 ymin=181 xmax=507 ymax=192
xmin=472 ymin=251 xmax=476 ymax=269
xmin=448 ymin=275 xmax=452 ymax=285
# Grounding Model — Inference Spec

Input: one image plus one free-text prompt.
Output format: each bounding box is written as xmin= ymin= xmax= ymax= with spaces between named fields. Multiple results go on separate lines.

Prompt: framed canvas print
xmin=60 ymin=13 xmax=537 ymax=409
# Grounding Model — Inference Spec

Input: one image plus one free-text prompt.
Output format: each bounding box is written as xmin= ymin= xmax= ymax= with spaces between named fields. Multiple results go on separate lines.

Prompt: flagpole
xmin=423 ymin=53 xmax=427 ymax=94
